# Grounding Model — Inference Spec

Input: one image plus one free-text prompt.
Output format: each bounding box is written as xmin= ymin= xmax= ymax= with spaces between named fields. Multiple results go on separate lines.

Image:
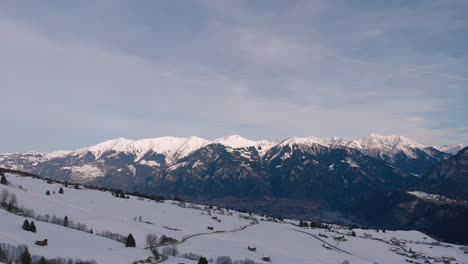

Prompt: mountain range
xmin=1 ymin=133 xmax=467 ymax=243
xmin=0 ymin=133 xmax=458 ymax=178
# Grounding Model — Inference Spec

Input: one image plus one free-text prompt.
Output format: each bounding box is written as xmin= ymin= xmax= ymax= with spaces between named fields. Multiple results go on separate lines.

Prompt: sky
xmin=0 ymin=0 xmax=467 ymax=152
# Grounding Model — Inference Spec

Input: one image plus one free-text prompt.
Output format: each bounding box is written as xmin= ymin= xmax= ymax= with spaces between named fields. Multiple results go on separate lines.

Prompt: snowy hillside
xmin=1 ymin=172 xmax=467 ymax=264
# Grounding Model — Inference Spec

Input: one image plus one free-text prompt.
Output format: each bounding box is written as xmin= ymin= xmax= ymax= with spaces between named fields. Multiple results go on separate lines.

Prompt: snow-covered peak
xmin=13 ymin=133 xmax=462 ymax=165
xmin=57 ymin=133 xmax=431 ymax=161
xmin=348 ymin=133 xmax=425 ymax=151
xmin=211 ymin=135 xmax=260 ymax=148
xmin=47 ymin=150 xmax=73 ymax=158
xmin=75 ymin=136 xmax=210 ymax=162
xmin=279 ymin=136 xmax=349 ymax=148
xmin=76 ymin=137 xmax=134 ymax=158
xmin=72 ymin=135 xmax=278 ymax=163
xmin=434 ymin=144 xmax=465 ymax=155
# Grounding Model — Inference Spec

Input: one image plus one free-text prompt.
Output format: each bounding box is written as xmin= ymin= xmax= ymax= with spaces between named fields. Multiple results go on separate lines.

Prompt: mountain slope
xmin=434 ymin=144 xmax=465 ymax=155
xmin=418 ymin=147 xmax=468 ymax=200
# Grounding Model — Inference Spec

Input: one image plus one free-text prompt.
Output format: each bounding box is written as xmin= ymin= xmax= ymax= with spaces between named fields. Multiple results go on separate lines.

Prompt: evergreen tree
xmin=126 ymin=233 xmax=136 ymax=247
xmin=64 ymin=216 xmax=68 ymax=227
xmin=59 ymin=187 xmax=64 ymax=194
xmin=0 ymin=175 xmax=7 ymax=185
xmin=39 ymin=256 xmax=46 ymax=264
xmin=46 ymin=191 xmax=50 ymax=195
xmin=22 ymin=219 xmax=31 ymax=231
xmin=30 ymin=221 xmax=37 ymax=233
xmin=20 ymin=248 xmax=31 ymax=264
xmin=198 ymin=257 xmax=208 ymax=264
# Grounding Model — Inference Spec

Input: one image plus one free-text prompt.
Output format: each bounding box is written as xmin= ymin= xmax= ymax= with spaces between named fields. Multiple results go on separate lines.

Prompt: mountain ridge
xmin=3 ymin=133 xmax=462 ymax=164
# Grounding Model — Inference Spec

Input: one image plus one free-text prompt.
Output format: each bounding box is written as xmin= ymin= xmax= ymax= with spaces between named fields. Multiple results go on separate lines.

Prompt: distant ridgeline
xmin=0 ymin=135 xmax=467 ymax=244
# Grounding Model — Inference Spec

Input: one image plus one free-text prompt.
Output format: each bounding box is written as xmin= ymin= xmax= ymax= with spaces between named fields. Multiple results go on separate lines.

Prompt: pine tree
xmin=22 ymin=219 xmax=31 ymax=231
xmin=59 ymin=187 xmax=64 ymax=194
xmin=30 ymin=221 xmax=37 ymax=233
xmin=126 ymin=233 xmax=136 ymax=247
xmin=198 ymin=257 xmax=208 ymax=264
xmin=20 ymin=248 xmax=31 ymax=264
xmin=46 ymin=191 xmax=50 ymax=195
xmin=64 ymin=216 xmax=68 ymax=227
xmin=0 ymin=175 xmax=7 ymax=185
xmin=39 ymin=257 xmax=46 ymax=264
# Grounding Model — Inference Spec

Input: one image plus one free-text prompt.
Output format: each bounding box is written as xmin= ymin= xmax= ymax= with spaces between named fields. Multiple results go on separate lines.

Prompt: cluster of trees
xmin=161 ymin=246 xmax=179 ymax=256
xmin=0 ymin=243 xmax=96 ymax=264
xmin=111 ymin=190 xmax=129 ymax=199
xmin=212 ymin=256 xmax=260 ymax=264
xmin=179 ymin=252 xmax=204 ymax=261
xmin=1 ymin=188 xmax=18 ymax=212
xmin=22 ymin=219 xmax=37 ymax=233
xmin=198 ymin=257 xmax=209 ymax=264
xmin=124 ymin=232 xmax=178 ymax=249
xmin=298 ymin=220 xmax=328 ymax=229
xmin=96 ymin=230 xmax=127 ymax=244
xmin=159 ymin=235 xmax=178 ymax=245
xmin=34 ymin=214 xmax=90 ymax=234
xmin=0 ymin=243 xmax=30 ymax=264
xmin=182 ymin=252 xmax=262 ymax=264
xmin=2 ymin=243 xmax=100 ymax=264
xmin=82 ymin=184 xmax=166 ymax=202
xmin=45 ymin=187 xmax=64 ymax=196
xmin=0 ymin=168 xmax=40 ymax=179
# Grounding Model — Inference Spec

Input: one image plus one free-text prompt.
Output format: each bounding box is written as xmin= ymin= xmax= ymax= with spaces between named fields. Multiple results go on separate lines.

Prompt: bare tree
xmin=170 ymin=245 xmax=178 ymax=256
xmin=146 ymin=234 xmax=158 ymax=250
xmin=8 ymin=193 xmax=17 ymax=211
xmin=216 ymin=256 xmax=232 ymax=264
xmin=161 ymin=246 xmax=178 ymax=256
xmin=1 ymin=189 xmax=9 ymax=204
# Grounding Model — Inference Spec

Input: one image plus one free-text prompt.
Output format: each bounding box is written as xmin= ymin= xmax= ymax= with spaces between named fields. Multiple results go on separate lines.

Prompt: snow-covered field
xmin=1 ymin=173 xmax=467 ymax=264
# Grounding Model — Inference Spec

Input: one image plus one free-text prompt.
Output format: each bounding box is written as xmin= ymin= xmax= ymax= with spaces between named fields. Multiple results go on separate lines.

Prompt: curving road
xmin=290 ymin=228 xmax=380 ymax=264
xmin=142 ymin=222 xmax=257 ymax=263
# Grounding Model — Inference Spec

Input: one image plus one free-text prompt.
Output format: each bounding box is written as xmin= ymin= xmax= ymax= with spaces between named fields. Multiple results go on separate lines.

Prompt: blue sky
xmin=0 ymin=0 xmax=467 ymax=152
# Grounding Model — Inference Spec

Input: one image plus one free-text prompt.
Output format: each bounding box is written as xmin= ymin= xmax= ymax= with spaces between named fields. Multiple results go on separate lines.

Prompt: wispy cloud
xmin=0 ymin=1 xmax=467 ymax=152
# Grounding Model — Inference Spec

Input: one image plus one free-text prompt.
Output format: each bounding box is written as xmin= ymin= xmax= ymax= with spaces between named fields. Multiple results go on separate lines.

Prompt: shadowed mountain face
xmin=1 ymin=143 xmax=412 ymax=200
xmin=418 ymin=147 xmax=468 ymax=200
xmin=0 ymin=137 xmax=466 ymax=243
